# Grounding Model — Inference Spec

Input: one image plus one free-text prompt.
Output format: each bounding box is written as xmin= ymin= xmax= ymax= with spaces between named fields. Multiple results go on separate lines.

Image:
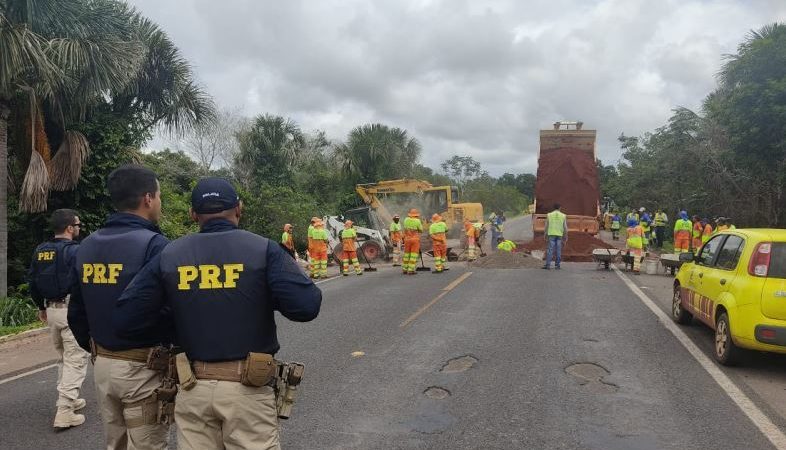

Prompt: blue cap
xmin=191 ymin=177 xmax=240 ymax=214
xmin=627 ymin=218 xmax=638 ymax=227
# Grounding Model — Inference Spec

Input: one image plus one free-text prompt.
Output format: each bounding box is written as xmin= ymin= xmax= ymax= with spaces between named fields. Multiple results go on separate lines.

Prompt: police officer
xmin=67 ymin=164 xmax=171 ymax=450
xmin=113 ymin=177 xmax=322 ymax=450
xmin=28 ymin=209 xmax=89 ymax=429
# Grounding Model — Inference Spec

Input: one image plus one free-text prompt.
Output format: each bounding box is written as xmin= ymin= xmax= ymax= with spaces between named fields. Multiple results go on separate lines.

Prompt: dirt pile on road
xmin=519 ymin=232 xmax=615 ymax=262
xmin=534 ymin=148 xmax=599 ymax=216
xmin=469 ymin=251 xmax=543 ymax=269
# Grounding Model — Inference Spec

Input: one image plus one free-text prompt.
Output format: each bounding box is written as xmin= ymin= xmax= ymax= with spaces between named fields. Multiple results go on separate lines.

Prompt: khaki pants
xmin=176 ymin=380 xmax=280 ymax=450
xmin=48 ymin=306 xmax=89 ymax=411
xmin=93 ymin=356 xmax=169 ymax=450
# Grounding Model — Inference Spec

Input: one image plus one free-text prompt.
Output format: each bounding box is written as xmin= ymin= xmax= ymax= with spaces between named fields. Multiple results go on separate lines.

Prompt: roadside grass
xmin=0 ymin=296 xmax=40 ymax=337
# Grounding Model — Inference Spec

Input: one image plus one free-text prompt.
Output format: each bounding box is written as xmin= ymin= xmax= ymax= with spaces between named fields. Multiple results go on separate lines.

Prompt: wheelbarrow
xmin=660 ymin=253 xmax=687 ymax=276
xmin=592 ymin=248 xmax=621 ymax=270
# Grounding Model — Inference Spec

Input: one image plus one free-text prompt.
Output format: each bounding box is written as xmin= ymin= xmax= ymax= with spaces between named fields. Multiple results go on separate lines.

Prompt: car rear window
xmin=769 ymin=243 xmax=786 ymax=279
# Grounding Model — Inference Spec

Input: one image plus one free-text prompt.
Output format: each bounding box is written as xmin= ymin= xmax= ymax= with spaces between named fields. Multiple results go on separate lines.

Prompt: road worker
xmin=402 ymin=209 xmax=423 ymax=275
xmin=282 ymin=223 xmax=295 ymax=258
xmin=310 ymin=219 xmax=329 ymax=279
xmin=727 ymin=218 xmax=736 ymax=230
xmin=673 ymin=211 xmax=692 ymax=253
xmin=653 ymin=209 xmax=668 ymax=248
xmin=389 ymin=215 xmax=403 ymax=266
xmin=626 ymin=210 xmax=639 ymax=224
xmin=692 ymin=215 xmax=703 ymax=253
xmin=67 ymin=164 xmax=172 ymax=449
xmin=610 ymin=212 xmax=621 ymax=241
xmin=114 ymin=177 xmax=322 ymax=450
xmin=640 ymin=211 xmax=652 ymax=250
xmin=701 ymin=218 xmax=713 ymax=245
xmin=429 ymin=214 xmax=449 ymax=273
xmin=464 ymin=218 xmax=479 ymax=261
xmin=497 ymin=237 xmax=516 ymax=252
xmin=626 ymin=217 xmax=644 ymax=274
xmin=28 ymin=209 xmax=89 ymax=429
xmin=543 ymin=203 xmax=568 ymax=270
xmin=340 ymin=220 xmax=363 ymax=276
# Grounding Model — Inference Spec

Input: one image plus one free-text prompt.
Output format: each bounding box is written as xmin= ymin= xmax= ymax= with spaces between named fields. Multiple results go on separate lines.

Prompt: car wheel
xmin=671 ymin=286 xmax=692 ymax=325
xmin=715 ymin=312 xmax=741 ymax=366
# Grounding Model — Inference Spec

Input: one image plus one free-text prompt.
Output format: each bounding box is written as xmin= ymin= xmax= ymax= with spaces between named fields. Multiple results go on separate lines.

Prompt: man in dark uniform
xmin=114 ymin=177 xmax=322 ymax=450
xmin=68 ymin=164 xmax=171 ymax=450
xmin=28 ymin=208 xmax=89 ymax=429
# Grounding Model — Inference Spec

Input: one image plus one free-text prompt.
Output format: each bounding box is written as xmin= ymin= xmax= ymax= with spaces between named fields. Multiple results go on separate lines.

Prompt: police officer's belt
xmin=192 ymin=360 xmax=246 ymax=382
xmin=95 ymin=344 xmax=153 ymax=363
xmin=46 ymin=298 xmax=68 ymax=309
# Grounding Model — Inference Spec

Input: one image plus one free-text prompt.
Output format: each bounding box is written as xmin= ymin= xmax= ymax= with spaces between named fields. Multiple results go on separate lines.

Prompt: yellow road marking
xmin=400 ymin=272 xmax=472 ymax=328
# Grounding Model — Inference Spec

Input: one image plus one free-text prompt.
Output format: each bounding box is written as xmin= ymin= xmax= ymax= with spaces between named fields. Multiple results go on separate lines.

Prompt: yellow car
xmin=673 ymin=229 xmax=786 ymax=365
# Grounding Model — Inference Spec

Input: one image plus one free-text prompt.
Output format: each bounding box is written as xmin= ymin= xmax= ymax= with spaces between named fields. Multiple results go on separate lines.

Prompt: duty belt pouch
xmin=175 ymin=353 xmax=197 ymax=391
xmin=241 ymin=352 xmax=277 ymax=387
xmin=146 ymin=346 xmax=170 ymax=372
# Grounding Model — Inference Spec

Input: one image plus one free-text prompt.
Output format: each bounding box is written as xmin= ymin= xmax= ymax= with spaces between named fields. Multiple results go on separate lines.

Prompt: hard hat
xmin=432 ymin=213 xmax=442 ymax=222
xmin=408 ymin=208 xmax=420 ymax=217
xmin=639 ymin=207 xmax=645 ymax=212
xmin=344 ymin=220 xmax=353 ymax=228
xmin=284 ymin=223 xmax=292 ymax=231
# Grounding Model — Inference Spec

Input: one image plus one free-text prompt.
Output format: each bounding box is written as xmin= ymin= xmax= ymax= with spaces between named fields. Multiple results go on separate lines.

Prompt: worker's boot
xmin=73 ymin=398 xmax=86 ymax=411
xmin=53 ymin=408 xmax=85 ymax=429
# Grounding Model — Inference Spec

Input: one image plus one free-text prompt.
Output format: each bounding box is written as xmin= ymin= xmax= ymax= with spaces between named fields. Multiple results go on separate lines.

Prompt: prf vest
xmin=76 ymin=227 xmax=159 ymax=350
xmin=31 ymin=240 xmax=78 ymax=299
xmin=159 ymin=229 xmax=274 ymax=361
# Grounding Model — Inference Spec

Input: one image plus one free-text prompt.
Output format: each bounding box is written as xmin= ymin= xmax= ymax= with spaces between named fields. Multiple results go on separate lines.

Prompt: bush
xmin=0 ymin=297 xmax=38 ymax=327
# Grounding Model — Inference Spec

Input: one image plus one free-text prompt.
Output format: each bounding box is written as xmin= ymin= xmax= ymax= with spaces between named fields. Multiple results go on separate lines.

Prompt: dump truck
xmin=333 ymin=179 xmax=485 ymax=261
xmin=532 ymin=121 xmax=601 ymax=235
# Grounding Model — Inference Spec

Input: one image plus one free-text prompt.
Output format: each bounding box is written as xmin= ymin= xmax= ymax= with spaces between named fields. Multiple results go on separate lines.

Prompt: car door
xmin=686 ymin=235 xmax=726 ymax=324
xmin=700 ymin=234 xmax=745 ymax=324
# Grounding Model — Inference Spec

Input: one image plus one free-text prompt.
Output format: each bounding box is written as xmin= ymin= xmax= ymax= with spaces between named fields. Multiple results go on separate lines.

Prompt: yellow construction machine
xmin=331 ymin=179 xmax=484 ymax=261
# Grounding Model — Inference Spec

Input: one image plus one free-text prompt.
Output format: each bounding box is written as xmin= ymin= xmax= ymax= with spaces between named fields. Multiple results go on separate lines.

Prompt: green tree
xmin=440 ymin=155 xmax=484 ymax=190
xmin=334 ymin=123 xmax=421 ymax=183
xmin=234 ymin=114 xmax=305 ymax=187
xmin=0 ymin=0 xmax=213 ymax=295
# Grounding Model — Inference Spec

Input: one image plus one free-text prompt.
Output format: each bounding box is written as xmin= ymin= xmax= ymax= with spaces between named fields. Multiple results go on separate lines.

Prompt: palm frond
xmin=48 ymin=130 xmax=89 ymax=191
xmin=18 ymin=149 xmax=48 ymax=212
xmin=0 ymin=12 xmax=63 ymax=98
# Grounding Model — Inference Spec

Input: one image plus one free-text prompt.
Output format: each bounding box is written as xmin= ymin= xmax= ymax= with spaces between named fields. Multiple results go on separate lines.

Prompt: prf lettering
xmin=177 ymin=264 xmax=244 ymax=290
xmin=37 ymin=251 xmax=55 ymax=261
xmin=82 ymin=264 xmax=123 ymax=284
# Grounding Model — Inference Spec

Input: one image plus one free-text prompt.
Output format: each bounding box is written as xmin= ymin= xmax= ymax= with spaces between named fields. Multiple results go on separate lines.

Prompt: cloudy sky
xmin=128 ymin=0 xmax=786 ymax=175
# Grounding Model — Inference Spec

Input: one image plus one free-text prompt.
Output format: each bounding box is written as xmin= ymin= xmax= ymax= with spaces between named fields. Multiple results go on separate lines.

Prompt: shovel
xmin=416 ymin=251 xmax=432 ymax=272
xmin=359 ymin=244 xmax=378 ymax=272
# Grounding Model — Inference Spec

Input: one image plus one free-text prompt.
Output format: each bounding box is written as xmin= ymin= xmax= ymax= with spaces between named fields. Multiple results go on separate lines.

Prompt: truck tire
xmin=361 ymin=241 xmax=383 ymax=263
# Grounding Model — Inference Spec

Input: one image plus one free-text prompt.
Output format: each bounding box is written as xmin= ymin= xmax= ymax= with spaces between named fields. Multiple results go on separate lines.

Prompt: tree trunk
xmin=0 ymin=102 xmax=9 ymax=298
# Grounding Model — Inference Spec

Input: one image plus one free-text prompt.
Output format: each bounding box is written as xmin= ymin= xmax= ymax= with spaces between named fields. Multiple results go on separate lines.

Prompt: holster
xmin=146 ymin=346 xmax=170 ymax=372
xmin=240 ymin=352 xmax=277 ymax=387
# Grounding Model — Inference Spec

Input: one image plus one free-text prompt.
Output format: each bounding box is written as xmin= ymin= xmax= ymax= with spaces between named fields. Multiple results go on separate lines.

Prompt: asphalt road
xmin=2 ymin=215 xmax=785 ymax=449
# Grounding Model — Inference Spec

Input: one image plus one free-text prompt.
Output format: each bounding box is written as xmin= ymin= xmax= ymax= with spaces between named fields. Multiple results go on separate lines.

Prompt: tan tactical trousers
xmin=176 ymin=380 xmax=280 ymax=450
xmin=93 ymin=356 xmax=169 ymax=450
xmin=48 ymin=306 xmax=89 ymax=410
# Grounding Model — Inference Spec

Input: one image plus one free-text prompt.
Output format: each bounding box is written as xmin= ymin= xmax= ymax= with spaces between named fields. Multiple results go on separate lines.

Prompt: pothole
xmin=565 ymin=363 xmax=619 ymax=393
xmin=440 ymin=355 xmax=478 ymax=373
xmin=423 ymin=386 xmax=451 ymax=399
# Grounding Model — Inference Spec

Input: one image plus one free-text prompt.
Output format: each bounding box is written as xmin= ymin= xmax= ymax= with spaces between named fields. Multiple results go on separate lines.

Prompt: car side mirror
xmin=679 ymin=252 xmax=695 ymax=262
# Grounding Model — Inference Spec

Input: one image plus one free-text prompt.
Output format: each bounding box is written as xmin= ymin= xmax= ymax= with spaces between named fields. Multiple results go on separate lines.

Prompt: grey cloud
xmin=130 ymin=0 xmax=786 ymax=174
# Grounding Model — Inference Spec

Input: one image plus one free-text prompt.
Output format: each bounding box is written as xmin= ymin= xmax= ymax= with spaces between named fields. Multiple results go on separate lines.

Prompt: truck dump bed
xmin=532 ymin=124 xmax=600 ymax=234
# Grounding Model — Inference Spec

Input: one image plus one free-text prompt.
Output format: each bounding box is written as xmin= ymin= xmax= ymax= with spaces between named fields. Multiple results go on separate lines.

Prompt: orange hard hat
xmin=344 ymin=220 xmax=353 ymax=228
xmin=408 ymin=208 xmax=420 ymax=217
xmin=432 ymin=213 xmax=442 ymax=222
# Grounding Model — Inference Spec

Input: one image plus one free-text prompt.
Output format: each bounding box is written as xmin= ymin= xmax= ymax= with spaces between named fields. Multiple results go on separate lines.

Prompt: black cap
xmin=191 ymin=177 xmax=240 ymax=214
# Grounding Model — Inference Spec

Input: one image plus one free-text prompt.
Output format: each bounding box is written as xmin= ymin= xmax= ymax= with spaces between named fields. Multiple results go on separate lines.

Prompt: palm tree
xmin=334 ymin=123 xmax=422 ymax=183
xmin=0 ymin=0 xmax=214 ymax=296
xmin=235 ymin=114 xmax=305 ymax=187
